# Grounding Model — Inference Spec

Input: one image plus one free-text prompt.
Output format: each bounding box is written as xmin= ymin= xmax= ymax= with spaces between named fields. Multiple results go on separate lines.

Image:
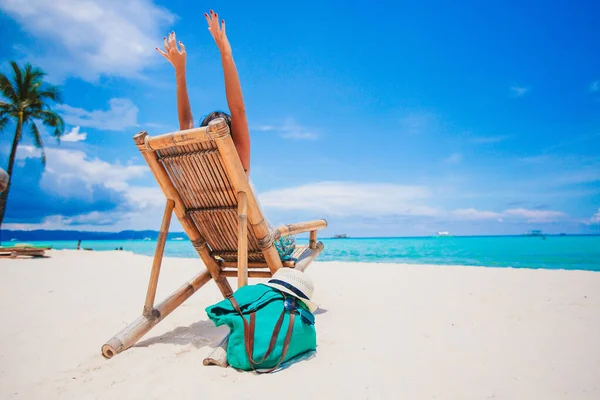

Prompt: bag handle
xmin=228 ymin=294 xmax=296 ymax=374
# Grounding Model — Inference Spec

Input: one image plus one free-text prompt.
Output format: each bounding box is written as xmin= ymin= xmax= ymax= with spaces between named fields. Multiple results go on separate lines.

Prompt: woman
xmin=156 ymin=10 xmax=295 ymax=260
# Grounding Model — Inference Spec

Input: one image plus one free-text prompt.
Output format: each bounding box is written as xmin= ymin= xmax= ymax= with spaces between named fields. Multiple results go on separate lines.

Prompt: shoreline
xmin=1 ymin=250 xmax=599 ymax=399
xmin=3 ymin=235 xmax=600 ymax=273
xmin=11 ymin=247 xmax=600 ymax=273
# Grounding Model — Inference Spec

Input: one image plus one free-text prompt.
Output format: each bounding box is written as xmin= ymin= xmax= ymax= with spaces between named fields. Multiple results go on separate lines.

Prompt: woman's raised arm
xmin=156 ymin=32 xmax=194 ymax=131
xmin=205 ymin=10 xmax=251 ymax=172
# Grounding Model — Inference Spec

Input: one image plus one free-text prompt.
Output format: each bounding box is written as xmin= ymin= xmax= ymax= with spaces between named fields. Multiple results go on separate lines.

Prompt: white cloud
xmin=15 ymin=145 xmax=42 ymax=160
xmin=451 ymin=207 xmax=567 ymax=223
xmin=259 ymin=182 xmax=571 ymax=223
xmin=444 ymin=153 xmax=463 ymax=164
xmin=61 ymin=126 xmax=87 ymax=142
xmin=5 ymin=211 xmax=128 ymax=230
xmin=510 ymin=86 xmax=530 ymax=97
xmin=6 ymin=146 xmax=167 ymax=231
xmin=56 ymin=98 xmax=138 ymax=131
xmin=259 ymin=182 xmax=440 ymax=217
xmin=591 ymin=209 xmax=600 ymax=224
xmin=45 ymin=212 xmax=116 ymax=227
xmin=452 ymin=208 xmax=502 ymax=220
xmin=255 ymin=118 xmax=318 ymax=140
xmin=0 ymin=0 xmax=175 ymax=81
xmin=590 ymin=81 xmax=599 ymax=92
xmin=502 ymin=208 xmax=567 ymax=223
xmin=41 ymin=147 xmax=146 ymax=193
xmin=122 ymin=186 xmax=164 ymax=210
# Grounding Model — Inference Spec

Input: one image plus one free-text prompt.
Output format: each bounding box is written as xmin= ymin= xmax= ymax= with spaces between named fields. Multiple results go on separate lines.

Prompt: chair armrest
xmin=273 ymin=219 xmax=327 ymax=239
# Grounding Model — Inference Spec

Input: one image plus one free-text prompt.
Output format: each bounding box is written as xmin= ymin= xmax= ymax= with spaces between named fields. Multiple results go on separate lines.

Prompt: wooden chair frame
xmin=101 ymin=118 xmax=327 ymax=359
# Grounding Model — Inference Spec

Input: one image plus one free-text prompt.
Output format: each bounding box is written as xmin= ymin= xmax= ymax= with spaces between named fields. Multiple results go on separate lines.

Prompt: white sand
xmin=1 ymin=250 xmax=599 ymax=399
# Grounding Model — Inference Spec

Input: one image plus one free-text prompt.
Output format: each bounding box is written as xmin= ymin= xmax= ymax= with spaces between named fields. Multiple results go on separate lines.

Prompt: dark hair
xmin=200 ymin=111 xmax=232 ymax=132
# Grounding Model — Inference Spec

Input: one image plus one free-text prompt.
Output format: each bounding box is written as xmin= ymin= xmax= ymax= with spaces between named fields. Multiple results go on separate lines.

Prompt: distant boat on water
xmin=333 ymin=234 xmax=348 ymax=239
xmin=436 ymin=231 xmax=451 ymax=237
xmin=142 ymin=237 xmax=152 ymax=241
xmin=172 ymin=237 xmax=184 ymax=241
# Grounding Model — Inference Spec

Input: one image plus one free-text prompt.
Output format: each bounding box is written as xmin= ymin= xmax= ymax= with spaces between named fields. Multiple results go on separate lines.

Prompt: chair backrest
xmin=133 ymin=118 xmax=283 ymax=270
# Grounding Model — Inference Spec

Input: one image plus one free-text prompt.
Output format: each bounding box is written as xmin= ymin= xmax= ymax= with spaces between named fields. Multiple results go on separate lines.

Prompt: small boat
xmin=333 ymin=234 xmax=348 ymax=239
xmin=172 ymin=237 xmax=184 ymax=241
xmin=142 ymin=237 xmax=152 ymax=241
xmin=436 ymin=231 xmax=451 ymax=237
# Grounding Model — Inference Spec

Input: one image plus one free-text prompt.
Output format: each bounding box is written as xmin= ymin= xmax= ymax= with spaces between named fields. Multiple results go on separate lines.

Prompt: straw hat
xmin=263 ymin=268 xmax=318 ymax=313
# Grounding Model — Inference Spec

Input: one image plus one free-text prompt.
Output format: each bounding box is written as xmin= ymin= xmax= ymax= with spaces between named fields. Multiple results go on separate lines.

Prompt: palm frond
xmin=33 ymin=109 xmax=65 ymax=140
xmin=38 ymin=85 xmax=63 ymax=103
xmin=0 ymin=114 xmax=9 ymax=132
xmin=10 ymin=61 xmax=24 ymax=101
xmin=22 ymin=63 xmax=46 ymax=100
xmin=0 ymin=72 xmax=18 ymax=104
xmin=29 ymin=122 xmax=47 ymax=166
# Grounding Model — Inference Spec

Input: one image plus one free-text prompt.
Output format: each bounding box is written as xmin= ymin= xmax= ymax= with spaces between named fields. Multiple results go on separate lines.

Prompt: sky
xmin=0 ymin=0 xmax=599 ymax=237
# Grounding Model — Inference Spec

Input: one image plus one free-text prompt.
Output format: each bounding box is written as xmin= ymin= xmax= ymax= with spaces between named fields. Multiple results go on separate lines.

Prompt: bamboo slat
xmin=274 ymin=219 xmax=328 ymax=239
xmin=219 ymin=261 xmax=270 ymax=268
xmin=146 ymin=126 xmax=212 ymax=150
xmin=221 ymin=270 xmax=272 ymax=278
xmin=144 ymin=199 xmax=174 ymax=316
xmin=237 ymin=191 xmax=248 ymax=288
xmin=212 ymin=251 xmax=264 ymax=261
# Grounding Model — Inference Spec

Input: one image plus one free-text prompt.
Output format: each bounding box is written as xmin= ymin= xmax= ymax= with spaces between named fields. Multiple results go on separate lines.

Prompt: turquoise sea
xmin=14 ymin=235 xmax=600 ymax=272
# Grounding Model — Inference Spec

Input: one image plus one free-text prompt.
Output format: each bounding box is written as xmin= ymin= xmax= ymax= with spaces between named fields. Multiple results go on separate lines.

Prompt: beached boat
xmin=0 ymin=243 xmax=52 ymax=258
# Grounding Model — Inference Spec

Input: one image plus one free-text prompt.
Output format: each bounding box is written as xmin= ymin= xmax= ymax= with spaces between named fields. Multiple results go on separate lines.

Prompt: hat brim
xmin=263 ymin=282 xmax=319 ymax=313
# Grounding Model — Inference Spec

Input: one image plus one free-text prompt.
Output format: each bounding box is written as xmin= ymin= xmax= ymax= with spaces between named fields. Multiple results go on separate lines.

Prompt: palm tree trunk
xmin=0 ymin=112 xmax=23 ymax=242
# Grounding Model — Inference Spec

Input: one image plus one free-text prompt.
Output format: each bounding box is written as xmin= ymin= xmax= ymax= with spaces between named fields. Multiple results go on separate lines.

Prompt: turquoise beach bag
xmin=206 ymin=284 xmax=316 ymax=372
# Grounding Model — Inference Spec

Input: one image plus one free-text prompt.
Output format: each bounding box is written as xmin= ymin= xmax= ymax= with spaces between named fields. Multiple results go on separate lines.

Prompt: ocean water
xmin=13 ymin=235 xmax=600 ymax=272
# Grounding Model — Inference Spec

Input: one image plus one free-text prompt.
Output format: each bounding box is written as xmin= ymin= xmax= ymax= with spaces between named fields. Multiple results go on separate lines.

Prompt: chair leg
xmin=237 ymin=191 xmax=248 ymax=288
xmin=144 ymin=199 xmax=174 ymax=316
xmin=101 ymin=270 xmax=212 ymax=358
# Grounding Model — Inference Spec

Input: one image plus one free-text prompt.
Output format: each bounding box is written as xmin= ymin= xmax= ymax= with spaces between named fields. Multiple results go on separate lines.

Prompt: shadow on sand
xmin=134 ymin=320 xmax=229 ymax=349
xmin=134 ymin=307 xmax=328 ymax=351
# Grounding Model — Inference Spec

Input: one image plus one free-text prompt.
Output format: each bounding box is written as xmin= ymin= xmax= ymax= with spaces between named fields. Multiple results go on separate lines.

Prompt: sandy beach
xmin=1 ymin=250 xmax=599 ymax=399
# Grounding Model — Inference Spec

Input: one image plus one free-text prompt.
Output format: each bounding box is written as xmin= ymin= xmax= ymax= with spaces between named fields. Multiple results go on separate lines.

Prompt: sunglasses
xmin=284 ymin=297 xmax=315 ymax=326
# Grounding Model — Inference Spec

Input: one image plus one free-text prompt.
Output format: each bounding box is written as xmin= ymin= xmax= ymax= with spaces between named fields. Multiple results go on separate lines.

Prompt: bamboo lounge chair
xmin=101 ymin=118 xmax=327 ymax=359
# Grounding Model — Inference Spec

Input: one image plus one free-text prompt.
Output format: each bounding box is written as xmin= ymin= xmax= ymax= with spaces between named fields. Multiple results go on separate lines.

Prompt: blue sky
xmin=1 ymin=0 xmax=599 ymax=237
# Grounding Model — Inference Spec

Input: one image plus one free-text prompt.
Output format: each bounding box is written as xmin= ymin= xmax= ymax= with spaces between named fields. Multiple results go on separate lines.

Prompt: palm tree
xmin=0 ymin=61 xmax=65 ymax=232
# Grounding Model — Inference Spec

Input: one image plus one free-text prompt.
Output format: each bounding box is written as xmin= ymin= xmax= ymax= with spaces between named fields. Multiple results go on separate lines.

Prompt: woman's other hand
xmin=205 ymin=9 xmax=232 ymax=56
xmin=156 ymin=31 xmax=186 ymax=71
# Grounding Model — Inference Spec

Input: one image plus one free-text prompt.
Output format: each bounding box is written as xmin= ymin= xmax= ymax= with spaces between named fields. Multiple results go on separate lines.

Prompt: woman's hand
xmin=205 ymin=9 xmax=232 ymax=56
xmin=156 ymin=32 xmax=186 ymax=71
